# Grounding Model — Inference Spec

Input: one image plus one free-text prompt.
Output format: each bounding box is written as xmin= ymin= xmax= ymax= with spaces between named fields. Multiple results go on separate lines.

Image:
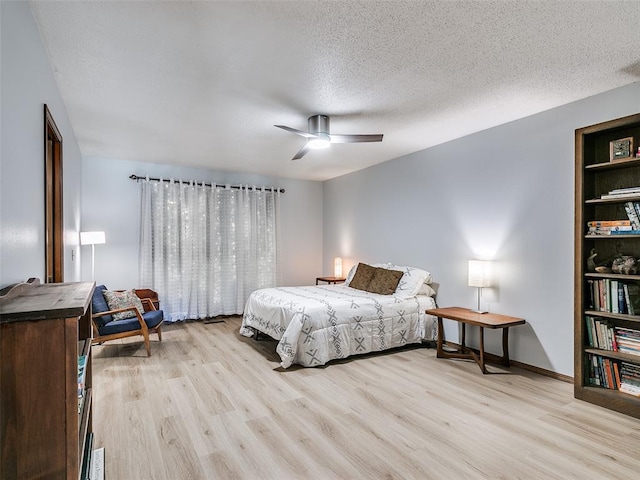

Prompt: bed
xmin=239 ymin=263 xmax=438 ymax=368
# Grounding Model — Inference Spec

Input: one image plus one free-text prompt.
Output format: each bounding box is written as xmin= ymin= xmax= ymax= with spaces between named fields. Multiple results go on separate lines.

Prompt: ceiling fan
xmin=275 ymin=114 xmax=383 ymax=160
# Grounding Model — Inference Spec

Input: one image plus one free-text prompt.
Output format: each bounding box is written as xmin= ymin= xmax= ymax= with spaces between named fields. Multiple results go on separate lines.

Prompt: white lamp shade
xmin=334 ymin=257 xmax=343 ymax=278
xmin=468 ymin=260 xmax=492 ymax=288
xmin=80 ymin=231 xmax=106 ymax=245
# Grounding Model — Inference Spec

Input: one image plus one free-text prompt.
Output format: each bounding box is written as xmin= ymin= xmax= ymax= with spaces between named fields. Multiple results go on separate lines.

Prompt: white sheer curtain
xmin=138 ymin=179 xmax=280 ymax=321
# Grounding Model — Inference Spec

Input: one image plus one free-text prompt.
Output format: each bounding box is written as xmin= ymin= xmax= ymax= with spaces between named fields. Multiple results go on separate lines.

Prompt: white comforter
xmin=240 ymin=284 xmax=437 ymax=368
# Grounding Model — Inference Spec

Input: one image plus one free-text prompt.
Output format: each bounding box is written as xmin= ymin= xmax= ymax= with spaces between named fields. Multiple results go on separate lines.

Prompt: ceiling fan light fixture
xmin=307 ymin=133 xmax=330 ymax=149
xmin=275 ymin=114 xmax=383 ymax=160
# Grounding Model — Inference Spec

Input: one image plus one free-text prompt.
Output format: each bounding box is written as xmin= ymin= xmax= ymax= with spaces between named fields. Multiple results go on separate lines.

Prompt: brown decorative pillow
xmin=367 ymin=268 xmax=403 ymax=295
xmin=349 ymin=263 xmax=377 ymax=291
xmin=102 ymin=289 xmax=144 ymax=321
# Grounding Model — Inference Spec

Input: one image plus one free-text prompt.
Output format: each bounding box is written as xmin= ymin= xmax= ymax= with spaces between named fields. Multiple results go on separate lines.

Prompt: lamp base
xmin=472 ymin=287 xmax=488 ymax=314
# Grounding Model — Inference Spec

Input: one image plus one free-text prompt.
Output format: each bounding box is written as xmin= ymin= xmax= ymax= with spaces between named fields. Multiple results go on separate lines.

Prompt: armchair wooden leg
xmin=156 ymin=325 xmax=162 ymax=342
xmin=143 ymin=330 xmax=151 ymax=356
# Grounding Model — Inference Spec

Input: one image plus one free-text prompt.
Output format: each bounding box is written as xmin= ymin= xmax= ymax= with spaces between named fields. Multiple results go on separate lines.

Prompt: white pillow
xmin=418 ymin=283 xmax=436 ymax=297
xmin=344 ymin=264 xmax=358 ymax=286
xmin=372 ymin=263 xmax=432 ymax=299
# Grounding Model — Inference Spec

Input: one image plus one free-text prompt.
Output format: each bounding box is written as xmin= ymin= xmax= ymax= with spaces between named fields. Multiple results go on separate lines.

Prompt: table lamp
xmin=334 ymin=257 xmax=343 ymax=278
xmin=468 ymin=260 xmax=492 ymax=314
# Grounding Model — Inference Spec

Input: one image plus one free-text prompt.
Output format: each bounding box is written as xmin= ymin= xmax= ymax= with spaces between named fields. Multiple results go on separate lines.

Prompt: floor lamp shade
xmin=468 ymin=260 xmax=492 ymax=313
xmin=80 ymin=231 xmax=106 ymax=281
xmin=80 ymin=231 xmax=106 ymax=246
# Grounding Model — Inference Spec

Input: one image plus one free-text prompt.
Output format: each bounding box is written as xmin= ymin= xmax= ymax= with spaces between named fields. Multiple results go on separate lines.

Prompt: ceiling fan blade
xmin=330 ymin=134 xmax=383 ymax=144
xmin=291 ymin=144 xmax=311 ymax=160
xmin=275 ymin=125 xmax=318 ymax=139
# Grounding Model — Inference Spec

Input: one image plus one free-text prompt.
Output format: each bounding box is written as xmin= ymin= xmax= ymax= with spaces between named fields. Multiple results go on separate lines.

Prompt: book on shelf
xmin=78 ymin=392 xmax=85 ymax=415
xmin=587 ymin=220 xmax=631 ymax=227
xmin=614 ymin=362 xmax=622 ymax=389
xmin=587 ymin=229 xmax=640 ymax=236
xmin=626 ymin=284 xmax=640 ymax=315
xmin=610 ymin=230 xmax=640 ymax=235
xmin=81 ymin=432 xmax=94 ymax=480
xmin=90 ymin=447 xmax=105 ymax=480
xmin=78 ymin=354 xmax=87 ymax=398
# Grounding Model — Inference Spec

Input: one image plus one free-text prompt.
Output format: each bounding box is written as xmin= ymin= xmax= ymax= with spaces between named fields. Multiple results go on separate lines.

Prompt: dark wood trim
xmin=444 ymin=341 xmax=573 ymax=382
xmin=44 ymin=104 xmax=64 ymax=283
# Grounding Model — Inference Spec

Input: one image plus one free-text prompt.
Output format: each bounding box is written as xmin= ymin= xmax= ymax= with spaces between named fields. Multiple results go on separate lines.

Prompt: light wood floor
xmin=92 ymin=318 xmax=640 ymax=480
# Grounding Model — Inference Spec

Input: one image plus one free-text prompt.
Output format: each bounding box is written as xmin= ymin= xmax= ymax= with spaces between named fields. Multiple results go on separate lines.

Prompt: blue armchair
xmin=91 ymin=285 xmax=164 ymax=356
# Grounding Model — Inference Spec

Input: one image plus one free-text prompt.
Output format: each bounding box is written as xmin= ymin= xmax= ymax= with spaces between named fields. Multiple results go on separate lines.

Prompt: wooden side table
xmin=316 ymin=276 xmax=346 ymax=285
xmin=426 ymin=306 xmax=525 ymax=374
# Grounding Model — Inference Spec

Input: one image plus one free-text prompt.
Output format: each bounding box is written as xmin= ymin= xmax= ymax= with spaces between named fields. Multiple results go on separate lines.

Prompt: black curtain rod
xmin=129 ymin=174 xmax=285 ymax=193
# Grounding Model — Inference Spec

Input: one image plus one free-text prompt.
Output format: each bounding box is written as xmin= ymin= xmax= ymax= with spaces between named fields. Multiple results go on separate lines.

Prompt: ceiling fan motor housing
xmin=308 ymin=115 xmax=330 ymax=135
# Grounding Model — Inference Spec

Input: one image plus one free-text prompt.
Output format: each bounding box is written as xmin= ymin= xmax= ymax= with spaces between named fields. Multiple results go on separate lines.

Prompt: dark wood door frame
xmin=44 ymin=104 xmax=63 ymax=283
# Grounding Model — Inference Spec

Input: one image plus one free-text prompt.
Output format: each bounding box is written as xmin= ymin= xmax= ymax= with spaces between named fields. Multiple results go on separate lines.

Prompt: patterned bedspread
xmin=239 ymin=285 xmax=437 ymax=368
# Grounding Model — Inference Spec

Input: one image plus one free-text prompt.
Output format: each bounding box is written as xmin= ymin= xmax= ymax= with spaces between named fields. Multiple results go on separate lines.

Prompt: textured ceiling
xmin=30 ymin=1 xmax=640 ymax=181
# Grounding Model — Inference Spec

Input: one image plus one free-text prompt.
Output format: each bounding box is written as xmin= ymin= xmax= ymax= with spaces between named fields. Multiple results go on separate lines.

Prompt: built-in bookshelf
xmin=575 ymin=112 xmax=640 ymax=418
xmin=0 ymin=279 xmax=97 ymax=478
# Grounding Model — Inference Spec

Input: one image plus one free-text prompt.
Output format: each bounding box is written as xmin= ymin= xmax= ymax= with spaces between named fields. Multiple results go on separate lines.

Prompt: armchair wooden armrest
xmin=139 ymin=298 xmax=157 ymax=311
xmin=92 ymin=306 xmax=143 ymax=319
xmin=134 ymin=289 xmax=159 ymax=311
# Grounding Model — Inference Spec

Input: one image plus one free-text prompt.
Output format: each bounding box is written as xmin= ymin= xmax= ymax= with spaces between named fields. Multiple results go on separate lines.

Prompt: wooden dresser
xmin=0 ymin=278 xmax=95 ymax=479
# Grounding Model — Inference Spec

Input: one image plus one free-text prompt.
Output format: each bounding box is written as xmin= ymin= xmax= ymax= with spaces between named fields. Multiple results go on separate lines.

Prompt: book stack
xmin=587 ymin=279 xmax=640 ymax=314
xmin=620 ymin=362 xmax=640 ymax=396
xmin=587 ymin=220 xmax=635 ymax=235
xmin=601 ymin=186 xmax=640 ymax=201
xmin=615 ymin=326 xmax=640 ymax=356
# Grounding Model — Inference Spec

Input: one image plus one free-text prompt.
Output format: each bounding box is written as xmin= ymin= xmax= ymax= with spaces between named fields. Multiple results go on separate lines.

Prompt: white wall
xmin=81 ymin=157 xmax=323 ymax=289
xmin=0 ymin=1 xmax=83 ymax=287
xmin=323 ymin=81 xmax=640 ymax=377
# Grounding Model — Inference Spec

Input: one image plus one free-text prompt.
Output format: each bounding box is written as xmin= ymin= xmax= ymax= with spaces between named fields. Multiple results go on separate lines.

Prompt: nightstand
xmin=426 ymin=306 xmax=525 ymax=374
xmin=316 ymin=276 xmax=346 ymax=285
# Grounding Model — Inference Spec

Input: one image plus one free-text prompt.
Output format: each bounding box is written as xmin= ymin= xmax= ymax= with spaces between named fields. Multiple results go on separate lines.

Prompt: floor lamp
xmin=80 ymin=231 xmax=106 ymax=281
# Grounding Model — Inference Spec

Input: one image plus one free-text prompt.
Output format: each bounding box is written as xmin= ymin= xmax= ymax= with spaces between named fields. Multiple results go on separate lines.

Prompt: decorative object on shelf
xmin=334 ymin=257 xmax=343 ymax=278
xmin=611 ymin=255 xmax=638 ymax=275
xmin=80 ymin=231 xmax=106 ymax=281
xmin=468 ymin=259 xmax=492 ymax=314
xmin=587 ymin=249 xmax=613 ymax=273
xmin=610 ymin=136 xmax=634 ymax=161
